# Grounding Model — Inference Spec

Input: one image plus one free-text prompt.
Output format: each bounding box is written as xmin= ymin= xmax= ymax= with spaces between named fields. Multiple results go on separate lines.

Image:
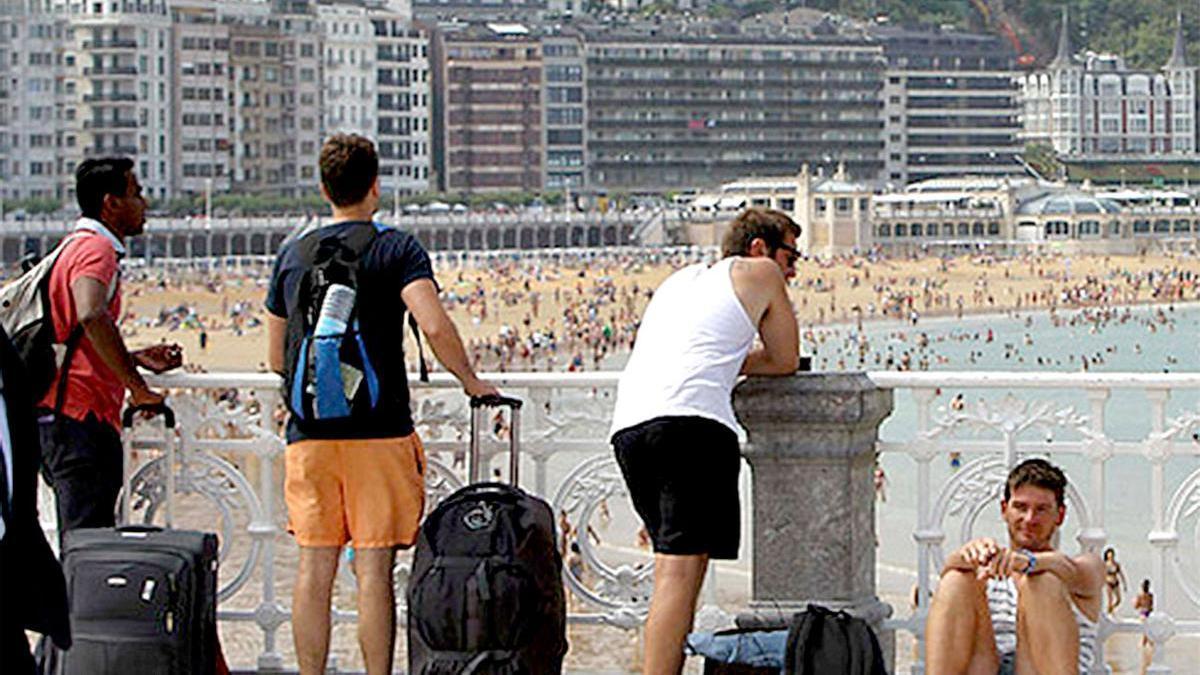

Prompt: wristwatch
xmin=1016 ymin=548 xmax=1037 ymax=573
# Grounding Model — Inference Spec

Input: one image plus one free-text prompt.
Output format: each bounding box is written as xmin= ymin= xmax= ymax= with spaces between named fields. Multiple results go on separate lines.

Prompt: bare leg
xmin=643 ymin=553 xmax=708 ymax=675
xmin=293 ymin=546 xmax=340 ymax=675
xmin=1015 ymin=573 xmax=1079 ymax=675
xmin=353 ymin=547 xmax=398 ymax=675
xmin=925 ymin=569 xmax=1000 ymax=675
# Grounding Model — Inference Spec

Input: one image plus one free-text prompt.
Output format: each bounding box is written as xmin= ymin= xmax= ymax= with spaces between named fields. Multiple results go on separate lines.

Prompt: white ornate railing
xmin=871 ymin=371 xmax=1200 ymax=675
xmin=36 ymin=370 xmax=1200 ymax=672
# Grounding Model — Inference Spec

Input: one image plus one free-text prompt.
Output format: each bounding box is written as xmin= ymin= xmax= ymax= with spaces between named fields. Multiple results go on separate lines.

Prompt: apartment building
xmin=581 ymin=12 xmax=886 ymax=192
xmin=1020 ymin=10 xmax=1198 ymax=159
xmin=172 ymin=1 xmax=233 ymax=195
xmin=874 ymin=25 xmax=1024 ymax=185
xmin=74 ymin=0 xmax=175 ymax=200
xmin=1 ymin=3 xmax=67 ymax=201
xmin=3 ymin=0 xmax=429 ymax=203
xmin=432 ymin=21 xmax=544 ymax=192
xmin=541 ymin=30 xmax=586 ymax=191
xmin=371 ymin=0 xmax=434 ymax=195
xmin=319 ymin=1 xmax=376 ymax=139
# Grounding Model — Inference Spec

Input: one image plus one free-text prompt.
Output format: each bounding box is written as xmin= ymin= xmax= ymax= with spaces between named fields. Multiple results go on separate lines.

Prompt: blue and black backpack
xmin=282 ymin=223 xmax=382 ymax=424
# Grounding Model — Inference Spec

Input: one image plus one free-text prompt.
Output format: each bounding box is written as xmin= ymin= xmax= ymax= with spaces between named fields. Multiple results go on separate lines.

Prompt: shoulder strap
xmin=47 ymin=232 xmax=104 ymax=424
xmin=785 ymin=608 xmax=822 ymax=674
xmin=408 ymin=313 xmax=429 ymax=383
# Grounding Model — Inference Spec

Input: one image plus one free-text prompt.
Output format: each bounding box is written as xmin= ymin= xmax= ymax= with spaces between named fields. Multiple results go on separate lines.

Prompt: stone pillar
xmin=732 ymin=373 xmax=895 ymax=663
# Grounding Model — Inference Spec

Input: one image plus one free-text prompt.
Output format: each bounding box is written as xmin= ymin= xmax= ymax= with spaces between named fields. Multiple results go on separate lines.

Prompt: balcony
xmin=82 ymin=38 xmax=138 ymax=50
xmin=83 ymin=144 xmax=138 ymax=157
xmin=588 ymin=96 xmax=883 ymax=109
xmin=376 ymin=50 xmax=411 ymax=63
xmin=83 ymin=92 xmax=138 ymax=103
xmin=27 ymin=369 xmax=1195 ymax=672
xmin=587 ymin=76 xmax=880 ymax=90
xmin=83 ymin=118 xmax=139 ymax=129
xmin=84 ymin=65 xmax=138 ymax=76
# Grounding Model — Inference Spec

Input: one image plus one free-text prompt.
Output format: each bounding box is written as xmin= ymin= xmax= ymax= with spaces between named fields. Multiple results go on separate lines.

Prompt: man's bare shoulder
xmin=729 ymin=256 xmax=784 ymax=284
xmin=1072 ymin=550 xmax=1106 ymax=585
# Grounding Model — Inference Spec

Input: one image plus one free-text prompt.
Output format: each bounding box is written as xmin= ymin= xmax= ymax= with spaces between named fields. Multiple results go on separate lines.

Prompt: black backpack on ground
xmin=407 ymin=396 xmax=567 ymax=674
xmin=784 ymin=604 xmax=887 ymax=675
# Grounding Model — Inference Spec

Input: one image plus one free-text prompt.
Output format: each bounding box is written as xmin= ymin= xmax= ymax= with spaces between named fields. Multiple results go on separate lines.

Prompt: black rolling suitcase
xmin=407 ymin=394 xmax=568 ymax=675
xmin=55 ymin=404 xmax=219 ymax=675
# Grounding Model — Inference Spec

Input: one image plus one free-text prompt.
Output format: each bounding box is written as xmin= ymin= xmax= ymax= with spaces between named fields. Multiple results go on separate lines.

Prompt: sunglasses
xmin=777 ymin=243 xmax=799 ymax=265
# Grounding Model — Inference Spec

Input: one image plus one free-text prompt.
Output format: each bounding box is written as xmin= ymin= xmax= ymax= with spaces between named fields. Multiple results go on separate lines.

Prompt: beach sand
xmin=122 ymin=252 xmax=1200 ymax=372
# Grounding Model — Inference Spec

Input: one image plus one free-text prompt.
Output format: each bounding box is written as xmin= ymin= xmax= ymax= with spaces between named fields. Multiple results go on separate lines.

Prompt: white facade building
xmin=370 ymin=0 xmax=433 ymax=196
xmin=1020 ymin=10 xmax=1197 ymax=159
xmin=319 ymin=2 xmax=376 ymax=138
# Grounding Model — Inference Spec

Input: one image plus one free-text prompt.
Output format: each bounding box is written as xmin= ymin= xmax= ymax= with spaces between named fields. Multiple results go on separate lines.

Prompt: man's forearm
xmin=741 ymin=347 xmax=798 ymax=375
xmin=941 ymin=549 xmax=977 ymax=574
xmin=423 ymin=318 xmax=480 ymax=386
xmin=80 ymin=314 xmax=148 ymax=393
xmin=1029 ymin=551 xmax=1088 ymax=590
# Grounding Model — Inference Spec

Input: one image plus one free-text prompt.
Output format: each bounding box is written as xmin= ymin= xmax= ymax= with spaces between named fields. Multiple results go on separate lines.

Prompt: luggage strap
xmin=428 ymin=649 xmax=517 ymax=674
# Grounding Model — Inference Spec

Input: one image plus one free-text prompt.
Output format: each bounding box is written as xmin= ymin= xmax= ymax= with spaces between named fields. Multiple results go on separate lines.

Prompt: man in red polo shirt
xmin=38 ymin=158 xmax=182 ymax=540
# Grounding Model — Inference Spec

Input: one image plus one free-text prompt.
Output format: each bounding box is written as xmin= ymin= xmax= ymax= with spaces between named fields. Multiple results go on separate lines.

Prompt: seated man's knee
xmin=933 ymin=568 xmax=985 ymax=604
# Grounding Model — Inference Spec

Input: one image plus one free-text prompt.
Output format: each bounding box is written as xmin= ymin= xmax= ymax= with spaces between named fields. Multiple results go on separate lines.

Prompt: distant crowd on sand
xmin=101 ymin=247 xmax=1200 ymax=375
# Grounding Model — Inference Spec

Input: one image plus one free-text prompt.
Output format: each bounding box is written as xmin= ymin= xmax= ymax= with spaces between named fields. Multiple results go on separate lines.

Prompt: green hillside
xmin=713 ymin=1 xmax=1197 ymax=71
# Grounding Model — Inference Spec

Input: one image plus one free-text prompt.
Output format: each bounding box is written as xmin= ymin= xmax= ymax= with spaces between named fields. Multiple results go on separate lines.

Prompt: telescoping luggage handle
xmin=121 ymin=403 xmax=177 ymax=527
xmin=468 ymin=394 xmax=523 ymax=486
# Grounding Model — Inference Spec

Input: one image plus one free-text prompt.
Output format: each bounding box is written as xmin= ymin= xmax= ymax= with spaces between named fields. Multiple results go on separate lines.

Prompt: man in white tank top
xmin=610 ymin=208 xmax=801 ymax=675
xmin=925 ymin=459 xmax=1104 ymax=675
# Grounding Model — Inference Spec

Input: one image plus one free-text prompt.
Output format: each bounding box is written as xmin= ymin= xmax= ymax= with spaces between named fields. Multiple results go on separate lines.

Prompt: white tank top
xmin=987 ymin=576 xmax=1097 ymax=672
xmin=610 ymin=258 xmax=757 ymax=437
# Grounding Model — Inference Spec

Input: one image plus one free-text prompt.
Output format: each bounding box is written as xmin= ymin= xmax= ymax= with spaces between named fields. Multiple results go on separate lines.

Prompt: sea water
xmin=846 ymin=304 xmax=1200 ymax=617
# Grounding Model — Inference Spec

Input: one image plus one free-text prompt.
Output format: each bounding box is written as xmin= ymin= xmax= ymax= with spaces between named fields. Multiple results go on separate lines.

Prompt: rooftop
xmin=1015 ymin=190 xmax=1123 ymax=216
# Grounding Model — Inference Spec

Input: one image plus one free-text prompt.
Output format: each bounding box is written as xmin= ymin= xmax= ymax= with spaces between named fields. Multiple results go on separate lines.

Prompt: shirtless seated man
xmin=926 ymin=458 xmax=1104 ymax=675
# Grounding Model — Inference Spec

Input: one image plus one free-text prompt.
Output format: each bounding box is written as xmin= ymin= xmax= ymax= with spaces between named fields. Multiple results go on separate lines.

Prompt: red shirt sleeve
xmin=64 ymin=235 xmax=118 ymax=288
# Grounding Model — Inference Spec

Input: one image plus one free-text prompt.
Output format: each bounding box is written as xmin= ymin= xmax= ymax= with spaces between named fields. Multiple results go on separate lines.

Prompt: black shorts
xmin=612 ymin=416 xmax=741 ymax=560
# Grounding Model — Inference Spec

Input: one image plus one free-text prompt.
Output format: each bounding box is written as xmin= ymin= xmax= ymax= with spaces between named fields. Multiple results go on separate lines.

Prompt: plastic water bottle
xmin=313 ymin=284 xmax=355 ymax=418
xmin=315 ymin=284 xmax=355 ymax=337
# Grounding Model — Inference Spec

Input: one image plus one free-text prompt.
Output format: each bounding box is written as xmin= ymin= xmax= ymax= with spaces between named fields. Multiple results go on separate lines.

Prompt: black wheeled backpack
xmin=784 ymin=604 xmax=887 ymax=675
xmin=407 ymin=395 xmax=568 ymax=674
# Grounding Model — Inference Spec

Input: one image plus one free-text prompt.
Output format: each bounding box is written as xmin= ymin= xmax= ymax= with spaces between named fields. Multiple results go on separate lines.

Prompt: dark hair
xmin=75 ymin=158 xmax=134 ymax=219
xmin=1004 ymin=458 xmax=1067 ymax=506
xmin=1142 ymin=578 xmax=1151 ymax=592
xmin=1104 ymin=547 xmax=1115 ymax=560
xmin=319 ymin=134 xmax=378 ymax=207
xmin=720 ymin=207 xmax=802 ymax=258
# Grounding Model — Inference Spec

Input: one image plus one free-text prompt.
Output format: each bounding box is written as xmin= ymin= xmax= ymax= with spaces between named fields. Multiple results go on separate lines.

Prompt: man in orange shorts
xmin=266 ymin=134 xmax=497 ymax=675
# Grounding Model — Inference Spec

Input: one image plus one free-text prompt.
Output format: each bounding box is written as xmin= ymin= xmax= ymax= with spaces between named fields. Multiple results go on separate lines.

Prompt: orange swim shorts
xmin=284 ymin=434 xmax=426 ymax=549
